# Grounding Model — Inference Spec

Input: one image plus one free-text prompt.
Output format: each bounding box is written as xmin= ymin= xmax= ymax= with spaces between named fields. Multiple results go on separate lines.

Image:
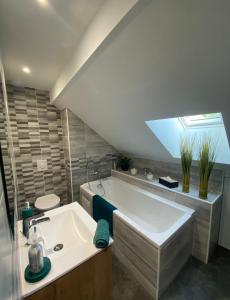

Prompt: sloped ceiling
xmin=53 ymin=0 xmax=230 ymax=163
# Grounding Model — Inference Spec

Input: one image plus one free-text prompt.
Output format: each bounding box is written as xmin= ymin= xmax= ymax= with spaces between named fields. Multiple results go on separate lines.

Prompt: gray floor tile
xmin=112 ymin=246 xmax=230 ymax=300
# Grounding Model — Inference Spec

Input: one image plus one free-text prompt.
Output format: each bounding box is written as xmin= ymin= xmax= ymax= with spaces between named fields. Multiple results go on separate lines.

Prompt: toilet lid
xmin=35 ymin=194 xmax=60 ymax=211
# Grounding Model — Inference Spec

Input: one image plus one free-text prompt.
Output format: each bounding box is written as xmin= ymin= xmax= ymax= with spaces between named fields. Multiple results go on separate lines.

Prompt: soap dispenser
xmin=22 ymin=201 xmax=34 ymax=237
xmin=28 ymin=226 xmax=44 ymax=274
xmin=24 ymin=226 xmax=51 ymax=283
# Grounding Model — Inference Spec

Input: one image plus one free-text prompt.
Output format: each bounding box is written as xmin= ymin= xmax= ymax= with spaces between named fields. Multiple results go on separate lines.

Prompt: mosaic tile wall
xmin=5 ymin=84 xmax=68 ymax=213
xmin=0 ymin=85 xmax=14 ymax=210
xmin=61 ymin=108 xmax=119 ymax=202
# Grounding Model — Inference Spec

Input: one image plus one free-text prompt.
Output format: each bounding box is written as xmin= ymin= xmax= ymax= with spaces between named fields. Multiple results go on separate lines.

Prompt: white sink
xmin=38 ymin=208 xmax=93 ymax=254
xmin=17 ymin=202 xmax=113 ymax=298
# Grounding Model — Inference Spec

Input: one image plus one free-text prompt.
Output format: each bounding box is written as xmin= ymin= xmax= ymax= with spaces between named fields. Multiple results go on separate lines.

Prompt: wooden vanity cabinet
xmin=25 ymin=246 xmax=112 ymax=300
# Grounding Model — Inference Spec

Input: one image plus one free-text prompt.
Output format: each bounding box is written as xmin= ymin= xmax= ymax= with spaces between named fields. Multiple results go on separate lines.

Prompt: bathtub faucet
xmin=86 ymin=160 xmax=104 ymax=193
xmin=86 ymin=160 xmax=98 ymax=179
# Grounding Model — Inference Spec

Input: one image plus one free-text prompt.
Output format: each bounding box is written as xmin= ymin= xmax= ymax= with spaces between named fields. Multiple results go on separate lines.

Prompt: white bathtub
xmin=80 ymin=176 xmax=194 ymax=299
xmin=81 ymin=176 xmax=193 ymax=247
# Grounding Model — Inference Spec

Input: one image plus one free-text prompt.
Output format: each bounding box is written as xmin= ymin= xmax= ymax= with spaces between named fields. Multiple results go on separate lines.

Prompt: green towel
xmin=93 ymin=219 xmax=110 ymax=249
xmin=93 ymin=194 xmax=117 ymax=235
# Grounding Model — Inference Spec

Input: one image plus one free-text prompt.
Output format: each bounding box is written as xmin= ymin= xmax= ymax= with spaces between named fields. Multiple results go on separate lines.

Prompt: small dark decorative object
xmin=119 ymin=156 xmax=131 ymax=171
xmin=159 ymin=177 xmax=179 ymax=189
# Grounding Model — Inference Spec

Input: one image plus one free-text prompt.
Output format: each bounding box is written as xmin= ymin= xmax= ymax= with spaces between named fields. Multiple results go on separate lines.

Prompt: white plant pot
xmin=130 ymin=168 xmax=138 ymax=175
xmin=146 ymin=173 xmax=153 ymax=181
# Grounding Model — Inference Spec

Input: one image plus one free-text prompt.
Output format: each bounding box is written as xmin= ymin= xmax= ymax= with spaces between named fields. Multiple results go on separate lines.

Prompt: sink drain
xmin=53 ymin=244 xmax=63 ymax=252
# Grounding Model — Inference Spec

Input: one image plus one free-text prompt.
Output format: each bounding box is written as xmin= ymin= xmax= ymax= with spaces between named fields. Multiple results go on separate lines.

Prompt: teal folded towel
xmin=93 ymin=219 xmax=110 ymax=249
xmin=93 ymin=195 xmax=117 ymax=235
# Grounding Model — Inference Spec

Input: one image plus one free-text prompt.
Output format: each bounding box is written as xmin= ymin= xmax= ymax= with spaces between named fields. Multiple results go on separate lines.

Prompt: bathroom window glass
xmin=180 ymin=113 xmax=222 ymax=128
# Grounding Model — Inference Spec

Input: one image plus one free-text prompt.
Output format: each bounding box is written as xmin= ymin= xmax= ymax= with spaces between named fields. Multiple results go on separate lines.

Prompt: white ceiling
xmin=0 ymin=0 xmax=106 ymax=89
xmin=54 ymin=0 xmax=230 ymax=163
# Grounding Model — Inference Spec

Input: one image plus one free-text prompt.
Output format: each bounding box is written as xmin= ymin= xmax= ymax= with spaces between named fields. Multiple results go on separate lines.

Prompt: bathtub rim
xmin=81 ymin=176 xmax=194 ymax=214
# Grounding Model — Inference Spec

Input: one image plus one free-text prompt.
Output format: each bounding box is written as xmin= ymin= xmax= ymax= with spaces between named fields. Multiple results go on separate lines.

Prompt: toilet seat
xmin=35 ymin=194 xmax=60 ymax=211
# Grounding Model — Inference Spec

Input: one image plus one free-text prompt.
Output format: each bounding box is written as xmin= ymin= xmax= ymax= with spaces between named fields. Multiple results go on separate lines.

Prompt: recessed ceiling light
xmin=37 ymin=0 xmax=48 ymax=7
xmin=22 ymin=66 xmax=31 ymax=74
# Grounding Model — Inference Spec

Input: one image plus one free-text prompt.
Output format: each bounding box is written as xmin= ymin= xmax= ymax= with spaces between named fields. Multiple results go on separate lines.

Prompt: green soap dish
xmin=25 ymin=257 xmax=51 ymax=283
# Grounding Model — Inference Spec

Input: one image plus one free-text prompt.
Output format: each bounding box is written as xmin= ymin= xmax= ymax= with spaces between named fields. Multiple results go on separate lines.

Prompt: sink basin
xmin=17 ymin=202 xmax=112 ymax=298
xmin=38 ymin=208 xmax=93 ymax=254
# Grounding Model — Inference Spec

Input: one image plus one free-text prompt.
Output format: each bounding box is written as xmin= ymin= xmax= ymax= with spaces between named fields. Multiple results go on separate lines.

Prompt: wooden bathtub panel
xmin=192 ymin=217 xmax=210 ymax=263
xmin=113 ymin=237 xmax=158 ymax=299
xmin=174 ymin=193 xmax=211 ymax=263
xmin=158 ymin=220 xmax=193 ymax=296
xmin=81 ymin=194 xmax=92 ymax=216
xmin=209 ymin=196 xmax=222 ymax=260
xmin=113 ymin=213 xmax=158 ymax=271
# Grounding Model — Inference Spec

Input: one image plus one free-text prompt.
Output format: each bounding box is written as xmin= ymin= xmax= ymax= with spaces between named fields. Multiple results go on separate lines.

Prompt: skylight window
xmin=145 ymin=112 xmax=230 ymax=164
xmin=180 ymin=113 xmax=222 ymax=128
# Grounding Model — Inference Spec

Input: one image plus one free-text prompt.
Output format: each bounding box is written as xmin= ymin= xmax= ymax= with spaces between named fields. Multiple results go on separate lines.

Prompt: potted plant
xmin=119 ymin=156 xmax=131 ymax=171
xmin=198 ymin=137 xmax=216 ymax=200
xmin=180 ymin=136 xmax=194 ymax=193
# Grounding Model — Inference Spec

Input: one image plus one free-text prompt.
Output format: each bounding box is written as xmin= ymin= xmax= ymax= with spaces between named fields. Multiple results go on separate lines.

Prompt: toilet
xmin=35 ymin=194 xmax=60 ymax=212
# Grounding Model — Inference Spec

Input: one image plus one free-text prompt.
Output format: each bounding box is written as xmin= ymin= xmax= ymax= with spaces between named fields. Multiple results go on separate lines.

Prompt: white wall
xmin=146 ymin=118 xmax=183 ymax=158
xmin=51 ymin=0 xmax=138 ymax=101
